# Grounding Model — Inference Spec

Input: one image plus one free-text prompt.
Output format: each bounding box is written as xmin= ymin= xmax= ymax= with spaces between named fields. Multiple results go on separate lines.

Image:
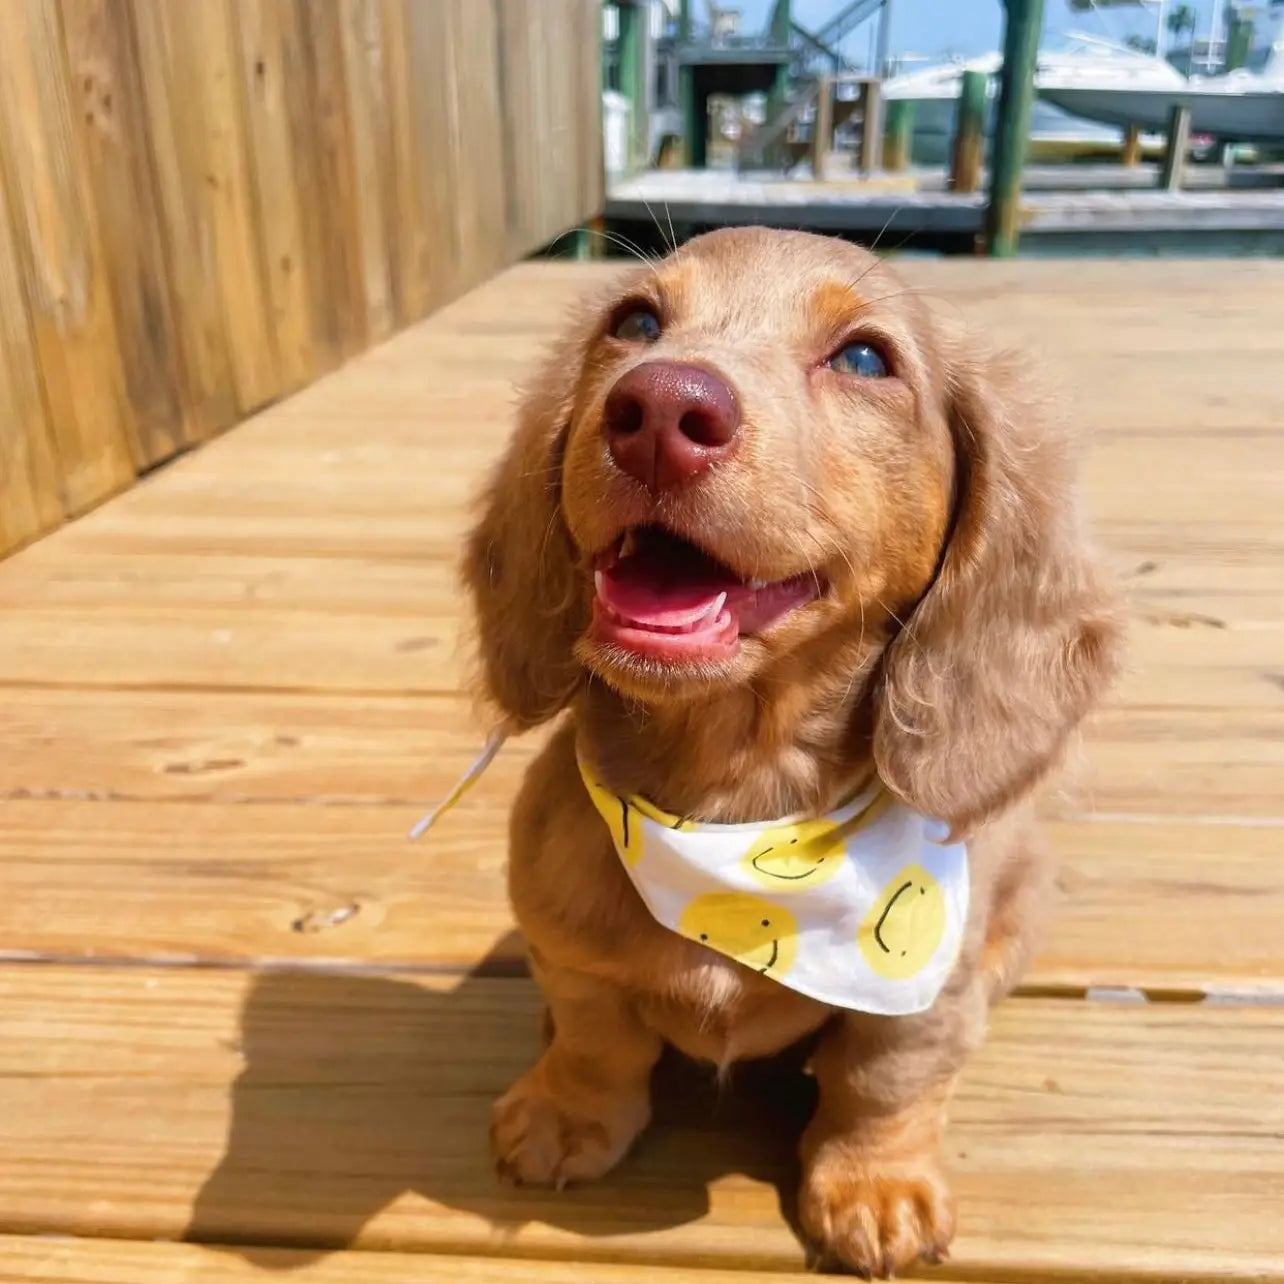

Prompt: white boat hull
xmin=1040 ymin=86 xmax=1284 ymax=142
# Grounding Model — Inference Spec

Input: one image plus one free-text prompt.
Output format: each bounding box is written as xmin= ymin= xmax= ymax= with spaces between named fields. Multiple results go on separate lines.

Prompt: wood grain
xmin=0 ymin=1 xmax=599 ymax=545
xmin=0 ymin=553 xmax=1277 ymax=709
xmin=0 ymin=788 xmax=1278 ymax=992
xmin=289 ymin=0 xmax=368 ymax=364
xmin=232 ymin=0 xmax=319 ymax=394
xmin=0 ymin=687 xmax=1277 ymax=819
xmin=57 ymin=0 xmax=193 ymax=464
xmin=0 ymin=1237 xmax=852 ymax=1284
xmin=128 ymin=0 xmax=240 ymax=438
xmin=401 ymin=0 xmax=463 ymax=310
xmin=447 ymin=0 xmax=507 ymax=289
xmin=0 ymin=0 xmax=135 ymax=511
xmin=188 ymin=0 xmax=281 ymax=412
xmin=2 ymin=969 xmax=1281 ymax=1278
xmin=0 ymin=129 xmax=62 ymax=554
xmin=337 ymin=0 xmax=396 ymax=341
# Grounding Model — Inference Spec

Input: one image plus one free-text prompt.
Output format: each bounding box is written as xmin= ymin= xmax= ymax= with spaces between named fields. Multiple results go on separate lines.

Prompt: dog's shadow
xmin=187 ymin=931 xmax=818 ymax=1264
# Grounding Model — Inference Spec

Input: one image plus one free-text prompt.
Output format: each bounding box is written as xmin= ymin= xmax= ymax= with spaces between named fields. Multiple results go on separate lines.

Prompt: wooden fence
xmin=0 ymin=0 xmax=604 ymax=558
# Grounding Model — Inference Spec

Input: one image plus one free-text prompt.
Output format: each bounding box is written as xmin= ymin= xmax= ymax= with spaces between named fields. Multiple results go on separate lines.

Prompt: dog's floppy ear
xmin=461 ymin=331 xmax=590 ymax=730
xmin=874 ymin=340 xmax=1121 ymax=834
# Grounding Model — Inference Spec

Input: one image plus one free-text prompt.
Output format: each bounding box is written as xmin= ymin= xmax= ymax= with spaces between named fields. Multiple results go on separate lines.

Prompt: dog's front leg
xmin=492 ymin=960 xmax=662 ymax=1187
xmin=798 ymin=982 xmax=986 ymax=1277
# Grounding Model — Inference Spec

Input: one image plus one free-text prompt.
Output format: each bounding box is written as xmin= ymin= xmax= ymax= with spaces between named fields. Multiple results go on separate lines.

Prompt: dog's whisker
xmin=638 ymin=195 xmax=676 ymax=256
xmin=867 ymin=204 xmax=907 ymax=256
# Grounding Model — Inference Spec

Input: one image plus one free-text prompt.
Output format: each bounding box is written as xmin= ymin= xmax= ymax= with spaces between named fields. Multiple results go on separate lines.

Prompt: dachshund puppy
xmin=463 ymin=227 xmax=1119 ymax=1275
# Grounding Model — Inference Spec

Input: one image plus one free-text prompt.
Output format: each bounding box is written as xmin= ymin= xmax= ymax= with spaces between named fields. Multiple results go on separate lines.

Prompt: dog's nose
xmin=603 ymin=361 xmax=740 ymax=491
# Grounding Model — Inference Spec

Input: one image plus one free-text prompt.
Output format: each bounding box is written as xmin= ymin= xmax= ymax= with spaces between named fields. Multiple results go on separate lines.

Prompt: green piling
xmin=617 ymin=1 xmax=646 ymax=170
xmin=884 ymin=99 xmax=915 ymax=172
xmin=985 ymin=0 xmax=1045 ymax=257
xmin=950 ymin=68 xmax=987 ymax=192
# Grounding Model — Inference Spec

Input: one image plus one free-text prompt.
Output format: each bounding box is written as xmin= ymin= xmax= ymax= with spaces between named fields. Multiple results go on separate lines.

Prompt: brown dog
xmin=462 ymin=227 xmax=1120 ymax=1275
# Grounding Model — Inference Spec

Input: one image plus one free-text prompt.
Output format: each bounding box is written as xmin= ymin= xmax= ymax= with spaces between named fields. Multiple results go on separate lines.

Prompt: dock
xmin=1 ymin=256 xmax=1282 ymax=1282
xmin=607 ymin=166 xmax=1284 ymax=251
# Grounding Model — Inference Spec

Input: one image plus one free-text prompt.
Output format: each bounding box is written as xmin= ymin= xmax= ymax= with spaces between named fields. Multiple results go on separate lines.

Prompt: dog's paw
xmin=799 ymin=1154 xmax=955 ymax=1277
xmin=491 ymin=1070 xmax=650 ymax=1187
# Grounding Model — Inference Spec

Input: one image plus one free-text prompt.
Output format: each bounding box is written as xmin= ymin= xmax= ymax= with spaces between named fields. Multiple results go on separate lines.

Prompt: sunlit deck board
xmin=0 ymin=799 xmax=1280 ymax=993
xmin=2 ymin=968 xmax=1282 ymax=1279
xmin=0 ymin=1237 xmax=863 ymax=1284
xmin=0 ymin=258 xmax=1280 ymax=1279
xmin=0 ymin=690 xmax=1280 ymax=818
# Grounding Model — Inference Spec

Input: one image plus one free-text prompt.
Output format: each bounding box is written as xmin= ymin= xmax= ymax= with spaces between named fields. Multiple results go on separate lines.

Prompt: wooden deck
xmin=606 ymin=168 xmax=1284 ymax=247
xmin=2 ymin=258 xmax=1283 ymax=1282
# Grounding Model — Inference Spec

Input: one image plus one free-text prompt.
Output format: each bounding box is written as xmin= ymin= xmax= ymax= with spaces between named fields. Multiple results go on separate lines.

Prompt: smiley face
xmin=579 ymin=771 xmax=646 ymax=866
xmin=741 ymin=817 xmax=848 ymax=890
xmin=679 ymin=892 xmax=798 ymax=977
xmin=858 ymin=864 xmax=948 ymax=980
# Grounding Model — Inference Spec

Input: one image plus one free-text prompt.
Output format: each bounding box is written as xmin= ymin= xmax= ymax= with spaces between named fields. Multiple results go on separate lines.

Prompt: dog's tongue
xmin=598 ymin=543 xmax=741 ymax=629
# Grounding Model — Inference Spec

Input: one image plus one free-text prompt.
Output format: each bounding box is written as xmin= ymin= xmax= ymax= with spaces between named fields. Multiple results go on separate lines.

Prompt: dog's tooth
xmin=687 ymin=592 xmax=727 ymax=629
xmin=748 ymin=578 xmax=766 ymax=591
xmin=620 ymin=530 xmax=637 ymax=557
xmin=594 ymin=570 xmax=605 ymax=598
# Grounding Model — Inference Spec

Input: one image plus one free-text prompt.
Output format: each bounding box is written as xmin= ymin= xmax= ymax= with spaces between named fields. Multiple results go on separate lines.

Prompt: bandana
xmin=578 ymin=753 xmax=969 ymax=1015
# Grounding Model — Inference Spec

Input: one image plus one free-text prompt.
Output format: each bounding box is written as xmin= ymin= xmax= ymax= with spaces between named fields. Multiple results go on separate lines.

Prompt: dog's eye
xmin=830 ymin=342 xmax=889 ymax=378
xmin=611 ymin=306 xmax=661 ymax=343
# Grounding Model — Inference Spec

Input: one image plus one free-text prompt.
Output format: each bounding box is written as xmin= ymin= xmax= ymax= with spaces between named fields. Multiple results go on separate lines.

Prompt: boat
xmin=1038 ymin=24 xmax=1284 ymax=142
xmin=882 ymin=35 xmax=1181 ymax=163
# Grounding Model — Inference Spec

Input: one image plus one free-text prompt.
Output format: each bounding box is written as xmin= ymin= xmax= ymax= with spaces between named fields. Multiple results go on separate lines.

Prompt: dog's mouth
xmin=591 ymin=525 xmax=821 ymax=662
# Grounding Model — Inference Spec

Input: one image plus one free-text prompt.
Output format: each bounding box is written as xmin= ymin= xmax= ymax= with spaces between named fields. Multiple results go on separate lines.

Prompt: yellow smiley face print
xmin=580 ymin=772 xmax=646 ymax=866
xmin=858 ymin=864 xmax=948 ymax=980
xmin=632 ymin=794 xmax=698 ymax=833
xmin=741 ymin=817 xmax=848 ymax=890
xmin=679 ymin=892 xmax=798 ymax=976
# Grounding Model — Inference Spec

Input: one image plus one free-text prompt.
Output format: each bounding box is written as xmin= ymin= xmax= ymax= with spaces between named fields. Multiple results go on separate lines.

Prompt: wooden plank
xmin=577 ymin=0 xmax=605 ymax=223
xmin=495 ymin=0 xmax=540 ymax=260
xmin=401 ymin=0 xmax=463 ymax=310
xmin=1073 ymin=704 xmax=1284 ymax=819
xmin=0 ymin=690 xmax=541 ymax=808
xmin=131 ymin=0 xmax=280 ymax=418
xmin=0 ymin=127 xmax=62 ymax=555
xmin=58 ymin=0 xmax=194 ymax=465
xmin=447 ymin=0 xmax=507 ymax=286
xmin=0 ymin=566 xmax=1279 ymax=708
xmin=0 ymin=790 xmax=1279 ymax=992
xmin=0 ymin=688 xmax=1278 ymax=822
xmin=1 ymin=969 xmax=1282 ymax=1277
xmin=3 ymin=427 xmax=1264 ymax=557
xmin=541 ymin=0 xmax=579 ymax=236
xmin=0 ymin=603 xmax=467 ymax=693
xmin=232 ymin=0 xmax=320 ymax=394
xmin=0 ymin=1237 xmax=842 ymax=1284
xmin=377 ymin=0 xmax=428 ymax=325
xmin=128 ymin=0 xmax=239 ymax=438
xmin=337 ymin=0 xmax=397 ymax=342
xmin=190 ymin=0 xmax=281 ymax=411
xmin=355 ymin=262 xmax=1284 ymax=433
xmin=0 ymin=0 xmax=136 ymax=512
xmin=1040 ymin=817 xmax=1284 ymax=994
xmin=289 ymin=0 xmax=368 ymax=363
